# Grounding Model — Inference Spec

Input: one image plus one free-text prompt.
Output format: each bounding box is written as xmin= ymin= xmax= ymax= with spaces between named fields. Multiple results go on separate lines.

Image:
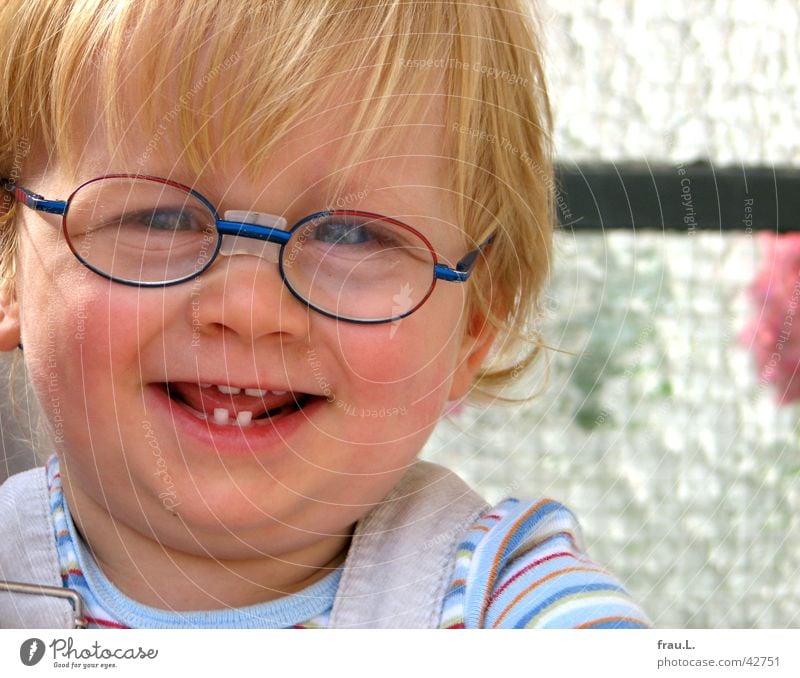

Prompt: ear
xmin=0 ymin=285 xmax=21 ymax=351
xmin=448 ymin=308 xmax=497 ymax=402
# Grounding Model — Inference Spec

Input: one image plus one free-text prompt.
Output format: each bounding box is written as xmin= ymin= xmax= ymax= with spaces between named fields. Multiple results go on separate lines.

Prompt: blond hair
xmin=0 ymin=0 xmax=553 ymax=404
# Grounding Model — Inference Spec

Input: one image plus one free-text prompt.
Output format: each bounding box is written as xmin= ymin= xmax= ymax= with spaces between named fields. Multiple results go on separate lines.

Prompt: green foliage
xmin=549 ymin=235 xmax=670 ymax=430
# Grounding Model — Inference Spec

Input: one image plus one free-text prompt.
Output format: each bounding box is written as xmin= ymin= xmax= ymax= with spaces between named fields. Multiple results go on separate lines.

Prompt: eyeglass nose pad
xmin=219 ymin=210 xmax=288 ymax=265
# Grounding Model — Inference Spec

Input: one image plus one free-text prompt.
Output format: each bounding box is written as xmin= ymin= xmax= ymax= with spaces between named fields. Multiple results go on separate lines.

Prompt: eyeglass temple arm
xmin=1 ymin=179 xmax=67 ymax=215
xmin=434 ymin=233 xmax=495 ymax=282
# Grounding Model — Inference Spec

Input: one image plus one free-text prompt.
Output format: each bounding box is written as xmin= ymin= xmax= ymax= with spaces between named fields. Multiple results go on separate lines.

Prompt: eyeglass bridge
xmin=218 ymin=210 xmax=288 ymax=263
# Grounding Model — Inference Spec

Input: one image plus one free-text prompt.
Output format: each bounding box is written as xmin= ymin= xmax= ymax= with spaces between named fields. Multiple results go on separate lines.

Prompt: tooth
xmin=244 ymin=388 xmax=268 ymax=397
xmin=271 ymin=390 xmax=287 ymax=396
xmin=199 ymin=383 xmax=212 ymax=388
xmin=213 ymin=408 xmax=230 ymax=425
xmin=236 ymin=411 xmax=253 ymax=426
xmin=217 ymin=385 xmax=241 ymax=395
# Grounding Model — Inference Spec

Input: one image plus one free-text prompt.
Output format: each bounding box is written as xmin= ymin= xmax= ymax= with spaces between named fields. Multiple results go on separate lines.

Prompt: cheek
xmin=21 ymin=261 xmax=174 ymax=444
xmin=28 ymin=284 xmax=150 ymax=379
xmin=21 ymin=274 xmax=182 ymax=502
xmin=317 ymin=298 xmax=466 ymax=446
xmin=335 ymin=321 xmax=456 ymax=394
xmin=335 ymin=286 xmax=466 ymax=385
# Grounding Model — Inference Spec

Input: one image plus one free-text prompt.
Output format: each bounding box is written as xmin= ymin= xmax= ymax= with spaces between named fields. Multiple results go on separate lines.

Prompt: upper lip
xmin=158 ymin=380 xmax=318 ymax=394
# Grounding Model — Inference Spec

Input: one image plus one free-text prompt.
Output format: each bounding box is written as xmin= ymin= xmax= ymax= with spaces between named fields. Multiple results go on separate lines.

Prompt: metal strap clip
xmin=0 ymin=580 xmax=87 ymax=629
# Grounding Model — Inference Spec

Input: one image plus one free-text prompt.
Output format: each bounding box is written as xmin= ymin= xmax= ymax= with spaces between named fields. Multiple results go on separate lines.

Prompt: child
xmin=0 ymin=0 xmax=649 ymax=628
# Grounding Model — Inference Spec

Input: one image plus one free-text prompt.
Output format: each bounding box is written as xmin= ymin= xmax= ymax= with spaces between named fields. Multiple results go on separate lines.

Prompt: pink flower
xmin=741 ymin=233 xmax=800 ymax=404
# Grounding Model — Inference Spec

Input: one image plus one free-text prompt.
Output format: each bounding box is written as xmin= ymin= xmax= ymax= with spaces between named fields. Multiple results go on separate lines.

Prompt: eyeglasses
xmin=1 ymin=174 xmax=493 ymax=324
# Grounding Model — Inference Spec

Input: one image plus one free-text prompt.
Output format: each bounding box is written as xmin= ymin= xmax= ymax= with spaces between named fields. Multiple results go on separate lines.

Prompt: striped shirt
xmin=46 ymin=456 xmax=650 ymax=629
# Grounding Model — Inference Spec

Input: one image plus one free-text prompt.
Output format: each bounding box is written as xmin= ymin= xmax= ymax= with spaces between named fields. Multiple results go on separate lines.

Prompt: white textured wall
xmin=543 ymin=0 xmax=799 ymax=165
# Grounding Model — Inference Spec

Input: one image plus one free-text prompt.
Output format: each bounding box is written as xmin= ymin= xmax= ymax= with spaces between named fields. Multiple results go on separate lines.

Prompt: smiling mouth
xmin=160 ymin=382 xmax=319 ymax=427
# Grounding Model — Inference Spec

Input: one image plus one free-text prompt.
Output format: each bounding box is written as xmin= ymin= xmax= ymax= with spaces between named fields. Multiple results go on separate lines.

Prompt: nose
xmin=191 ymin=212 xmax=309 ymax=343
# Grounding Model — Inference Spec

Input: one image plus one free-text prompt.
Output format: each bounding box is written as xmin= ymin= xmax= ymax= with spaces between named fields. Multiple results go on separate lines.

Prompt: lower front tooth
xmin=213 ymin=408 xmax=230 ymax=425
xmin=236 ymin=411 xmax=253 ymax=426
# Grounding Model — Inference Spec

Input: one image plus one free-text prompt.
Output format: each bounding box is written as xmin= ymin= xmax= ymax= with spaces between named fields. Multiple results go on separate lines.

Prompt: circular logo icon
xmin=20 ymin=638 xmax=45 ymax=666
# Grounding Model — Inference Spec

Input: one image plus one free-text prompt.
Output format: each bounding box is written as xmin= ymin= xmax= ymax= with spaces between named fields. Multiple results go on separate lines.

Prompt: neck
xmin=61 ymin=479 xmax=353 ymax=612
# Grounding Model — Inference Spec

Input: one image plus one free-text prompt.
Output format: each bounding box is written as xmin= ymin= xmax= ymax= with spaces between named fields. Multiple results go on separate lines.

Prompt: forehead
xmin=42 ymin=66 xmax=464 ymax=258
xmin=63 ymin=66 xmax=450 ymax=208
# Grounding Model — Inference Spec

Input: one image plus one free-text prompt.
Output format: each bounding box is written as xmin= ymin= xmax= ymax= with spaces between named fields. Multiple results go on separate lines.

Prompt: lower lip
xmin=145 ymin=384 xmax=326 ymax=456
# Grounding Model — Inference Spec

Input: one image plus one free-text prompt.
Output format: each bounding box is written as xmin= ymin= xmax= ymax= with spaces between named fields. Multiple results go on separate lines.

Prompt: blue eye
xmin=86 ymin=207 xmax=206 ymax=236
xmin=134 ymin=208 xmax=199 ymax=231
xmin=313 ymin=220 xmax=372 ymax=245
xmin=311 ymin=218 xmax=409 ymax=250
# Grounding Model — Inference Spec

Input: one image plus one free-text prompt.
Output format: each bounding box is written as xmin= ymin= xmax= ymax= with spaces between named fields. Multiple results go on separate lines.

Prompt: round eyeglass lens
xmin=281 ymin=212 xmax=436 ymax=322
xmin=64 ymin=176 xmax=218 ymax=284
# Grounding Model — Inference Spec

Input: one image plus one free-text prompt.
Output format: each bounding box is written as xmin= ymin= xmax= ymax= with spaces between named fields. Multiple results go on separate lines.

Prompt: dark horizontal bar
xmin=555 ymin=161 xmax=800 ymax=232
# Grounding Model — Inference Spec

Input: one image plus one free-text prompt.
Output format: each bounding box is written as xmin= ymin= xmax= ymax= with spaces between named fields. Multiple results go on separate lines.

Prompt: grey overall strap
xmin=0 ymin=467 xmax=78 ymax=628
xmin=329 ymin=460 xmax=489 ymax=628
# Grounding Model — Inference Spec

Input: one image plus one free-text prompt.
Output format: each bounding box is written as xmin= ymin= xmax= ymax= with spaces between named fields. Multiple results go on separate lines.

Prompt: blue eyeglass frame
xmin=1 ymin=174 xmax=495 ymax=324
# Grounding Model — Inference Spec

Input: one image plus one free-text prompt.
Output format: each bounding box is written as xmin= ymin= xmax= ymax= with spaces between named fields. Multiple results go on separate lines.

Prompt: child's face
xmin=2 ymin=77 xmax=494 ymax=557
